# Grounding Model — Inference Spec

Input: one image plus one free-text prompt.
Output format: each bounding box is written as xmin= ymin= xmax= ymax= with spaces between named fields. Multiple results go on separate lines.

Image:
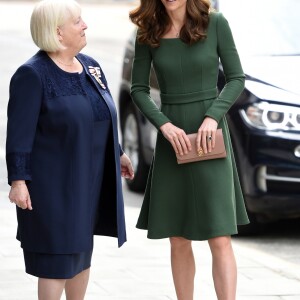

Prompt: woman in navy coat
xmin=6 ymin=0 xmax=134 ymax=298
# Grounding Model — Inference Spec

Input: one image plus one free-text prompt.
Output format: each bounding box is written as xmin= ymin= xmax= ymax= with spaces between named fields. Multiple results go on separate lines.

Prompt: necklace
xmin=54 ymin=57 xmax=75 ymax=67
xmin=172 ymin=23 xmax=181 ymax=38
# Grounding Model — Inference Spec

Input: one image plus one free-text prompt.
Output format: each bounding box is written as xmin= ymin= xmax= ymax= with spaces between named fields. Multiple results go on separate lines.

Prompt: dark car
xmin=118 ymin=0 xmax=300 ymax=231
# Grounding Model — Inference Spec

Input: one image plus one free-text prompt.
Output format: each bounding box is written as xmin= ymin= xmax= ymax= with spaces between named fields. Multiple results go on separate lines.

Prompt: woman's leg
xmin=208 ymin=236 xmax=237 ymax=300
xmin=65 ymin=268 xmax=90 ymax=300
xmin=170 ymin=237 xmax=195 ymax=300
xmin=38 ymin=278 xmax=66 ymax=300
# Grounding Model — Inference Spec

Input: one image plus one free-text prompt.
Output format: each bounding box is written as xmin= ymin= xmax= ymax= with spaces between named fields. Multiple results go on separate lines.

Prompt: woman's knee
xmin=208 ymin=235 xmax=232 ymax=253
xmin=169 ymin=237 xmax=192 ymax=250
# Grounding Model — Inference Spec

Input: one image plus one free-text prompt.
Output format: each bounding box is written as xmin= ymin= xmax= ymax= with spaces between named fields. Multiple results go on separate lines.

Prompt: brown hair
xmin=129 ymin=0 xmax=211 ymax=47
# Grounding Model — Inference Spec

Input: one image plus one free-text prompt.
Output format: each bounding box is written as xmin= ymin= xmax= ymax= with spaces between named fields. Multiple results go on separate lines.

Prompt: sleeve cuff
xmin=204 ymin=113 xmax=221 ymax=124
xmin=154 ymin=115 xmax=172 ymax=131
xmin=6 ymin=152 xmax=32 ymax=185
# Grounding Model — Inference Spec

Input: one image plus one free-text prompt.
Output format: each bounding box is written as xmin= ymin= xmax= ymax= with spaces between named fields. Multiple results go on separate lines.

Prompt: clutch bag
xmin=176 ymin=129 xmax=227 ymax=164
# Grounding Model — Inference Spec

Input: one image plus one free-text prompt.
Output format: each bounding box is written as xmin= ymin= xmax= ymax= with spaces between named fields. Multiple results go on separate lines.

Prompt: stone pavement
xmin=0 ymin=185 xmax=300 ymax=300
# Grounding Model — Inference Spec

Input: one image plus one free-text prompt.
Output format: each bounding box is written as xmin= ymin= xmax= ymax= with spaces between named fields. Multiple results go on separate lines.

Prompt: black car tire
xmin=237 ymin=210 xmax=263 ymax=235
xmin=122 ymin=104 xmax=149 ymax=192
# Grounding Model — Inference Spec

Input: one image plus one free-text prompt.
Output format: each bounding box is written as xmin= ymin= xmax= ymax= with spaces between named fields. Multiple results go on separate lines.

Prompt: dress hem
xmin=136 ymin=221 xmax=250 ymax=241
xmin=25 ymin=265 xmax=91 ymax=279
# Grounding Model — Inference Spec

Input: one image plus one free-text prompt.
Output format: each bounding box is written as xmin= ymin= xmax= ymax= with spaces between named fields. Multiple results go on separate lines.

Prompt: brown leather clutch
xmin=176 ymin=129 xmax=227 ymax=164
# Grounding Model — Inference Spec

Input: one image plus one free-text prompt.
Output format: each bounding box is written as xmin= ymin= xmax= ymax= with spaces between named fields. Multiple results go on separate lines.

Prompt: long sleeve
xmin=130 ymin=37 xmax=171 ymax=130
xmin=6 ymin=65 xmax=42 ymax=184
xmin=205 ymin=13 xmax=245 ymax=123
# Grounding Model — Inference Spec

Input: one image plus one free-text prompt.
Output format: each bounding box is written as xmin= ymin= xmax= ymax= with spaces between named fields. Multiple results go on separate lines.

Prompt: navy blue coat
xmin=6 ymin=51 xmax=126 ymax=252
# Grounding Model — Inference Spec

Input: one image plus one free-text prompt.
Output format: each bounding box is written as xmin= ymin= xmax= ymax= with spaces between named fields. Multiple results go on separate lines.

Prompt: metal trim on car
xmin=257 ymin=166 xmax=300 ymax=192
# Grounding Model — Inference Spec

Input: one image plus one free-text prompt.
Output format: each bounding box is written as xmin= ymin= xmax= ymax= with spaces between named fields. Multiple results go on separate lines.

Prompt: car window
xmin=220 ymin=0 xmax=300 ymax=56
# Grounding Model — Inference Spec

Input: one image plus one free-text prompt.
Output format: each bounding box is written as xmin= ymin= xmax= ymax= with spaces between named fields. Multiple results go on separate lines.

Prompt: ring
xmin=207 ymin=136 xmax=212 ymax=141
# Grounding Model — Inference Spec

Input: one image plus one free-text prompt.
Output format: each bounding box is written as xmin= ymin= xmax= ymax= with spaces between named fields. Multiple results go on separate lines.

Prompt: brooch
xmin=88 ymin=66 xmax=106 ymax=89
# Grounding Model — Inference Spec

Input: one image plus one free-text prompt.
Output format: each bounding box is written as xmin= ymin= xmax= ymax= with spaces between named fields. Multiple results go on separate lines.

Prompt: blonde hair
xmin=30 ymin=0 xmax=81 ymax=52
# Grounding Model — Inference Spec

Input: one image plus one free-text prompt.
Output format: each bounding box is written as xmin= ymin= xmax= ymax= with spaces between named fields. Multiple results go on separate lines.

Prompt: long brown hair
xmin=129 ymin=0 xmax=211 ymax=47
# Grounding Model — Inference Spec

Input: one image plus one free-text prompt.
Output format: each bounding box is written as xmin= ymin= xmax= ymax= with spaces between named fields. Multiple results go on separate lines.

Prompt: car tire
xmin=237 ymin=210 xmax=263 ymax=235
xmin=122 ymin=104 xmax=149 ymax=192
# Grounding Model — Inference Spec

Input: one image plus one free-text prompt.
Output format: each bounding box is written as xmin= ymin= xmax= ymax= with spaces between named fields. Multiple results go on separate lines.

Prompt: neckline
xmin=42 ymin=51 xmax=84 ymax=75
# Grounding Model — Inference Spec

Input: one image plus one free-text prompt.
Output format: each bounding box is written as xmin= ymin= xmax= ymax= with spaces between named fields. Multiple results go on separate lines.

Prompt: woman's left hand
xmin=196 ymin=117 xmax=218 ymax=154
xmin=120 ymin=153 xmax=135 ymax=180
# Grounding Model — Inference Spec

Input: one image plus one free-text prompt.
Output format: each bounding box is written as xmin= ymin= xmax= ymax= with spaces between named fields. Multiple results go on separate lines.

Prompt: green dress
xmin=131 ymin=12 xmax=249 ymax=240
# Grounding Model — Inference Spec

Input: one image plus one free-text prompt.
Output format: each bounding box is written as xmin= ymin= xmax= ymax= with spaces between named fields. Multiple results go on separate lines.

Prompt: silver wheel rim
xmin=124 ymin=113 xmax=139 ymax=173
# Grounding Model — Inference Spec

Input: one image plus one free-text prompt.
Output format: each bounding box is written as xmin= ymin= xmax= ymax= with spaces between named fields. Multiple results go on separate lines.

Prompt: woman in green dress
xmin=129 ymin=0 xmax=249 ymax=299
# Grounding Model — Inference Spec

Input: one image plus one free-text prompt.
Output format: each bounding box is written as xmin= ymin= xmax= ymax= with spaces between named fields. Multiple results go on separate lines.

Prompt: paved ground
xmin=0 ymin=1 xmax=299 ymax=299
xmin=1 ymin=186 xmax=300 ymax=300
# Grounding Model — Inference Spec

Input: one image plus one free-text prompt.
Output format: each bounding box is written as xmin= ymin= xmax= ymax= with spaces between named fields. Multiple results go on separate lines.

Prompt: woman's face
xmin=58 ymin=14 xmax=88 ymax=52
xmin=160 ymin=0 xmax=188 ymax=13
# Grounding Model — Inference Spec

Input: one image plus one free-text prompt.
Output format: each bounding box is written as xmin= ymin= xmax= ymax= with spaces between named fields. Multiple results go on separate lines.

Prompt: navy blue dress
xmin=23 ymin=71 xmax=111 ymax=279
xmin=6 ymin=51 xmax=126 ymax=279
xmin=23 ymin=72 xmax=111 ymax=279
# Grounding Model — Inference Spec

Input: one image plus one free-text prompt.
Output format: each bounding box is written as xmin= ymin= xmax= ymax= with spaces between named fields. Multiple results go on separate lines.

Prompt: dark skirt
xmin=23 ymin=250 xmax=93 ymax=279
xmin=23 ymin=119 xmax=111 ymax=279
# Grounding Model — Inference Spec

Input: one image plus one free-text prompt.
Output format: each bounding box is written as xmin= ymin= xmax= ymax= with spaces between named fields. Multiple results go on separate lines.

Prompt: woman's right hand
xmin=9 ymin=180 xmax=33 ymax=210
xmin=160 ymin=122 xmax=192 ymax=156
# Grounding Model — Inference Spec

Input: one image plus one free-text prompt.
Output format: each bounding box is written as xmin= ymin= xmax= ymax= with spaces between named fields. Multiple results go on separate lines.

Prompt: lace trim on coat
xmin=37 ymin=61 xmax=86 ymax=101
xmin=6 ymin=152 xmax=31 ymax=180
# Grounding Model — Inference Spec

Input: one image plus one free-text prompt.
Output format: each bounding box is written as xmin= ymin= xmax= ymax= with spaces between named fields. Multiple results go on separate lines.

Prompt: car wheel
xmin=122 ymin=104 xmax=149 ymax=192
xmin=237 ymin=210 xmax=263 ymax=235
